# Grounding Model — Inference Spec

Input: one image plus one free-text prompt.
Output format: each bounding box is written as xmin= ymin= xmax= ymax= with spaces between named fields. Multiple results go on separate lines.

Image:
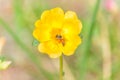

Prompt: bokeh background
xmin=0 ymin=0 xmax=120 ymax=80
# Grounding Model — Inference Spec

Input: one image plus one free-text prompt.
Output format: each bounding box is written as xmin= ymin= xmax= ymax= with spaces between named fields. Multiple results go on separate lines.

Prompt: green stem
xmin=59 ymin=55 xmax=63 ymax=80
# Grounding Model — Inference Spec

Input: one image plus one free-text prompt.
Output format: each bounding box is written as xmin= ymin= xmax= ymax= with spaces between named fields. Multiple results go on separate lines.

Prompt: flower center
xmin=55 ymin=34 xmax=65 ymax=46
xmin=50 ymin=28 xmax=65 ymax=46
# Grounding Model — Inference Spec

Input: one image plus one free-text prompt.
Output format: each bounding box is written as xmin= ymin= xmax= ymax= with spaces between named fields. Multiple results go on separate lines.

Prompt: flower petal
xmin=41 ymin=7 xmax=64 ymax=29
xmin=64 ymin=11 xmax=78 ymax=20
xmin=33 ymin=20 xmax=51 ymax=42
xmin=63 ymin=36 xmax=81 ymax=56
xmin=38 ymin=41 xmax=62 ymax=58
xmin=62 ymin=11 xmax=82 ymax=36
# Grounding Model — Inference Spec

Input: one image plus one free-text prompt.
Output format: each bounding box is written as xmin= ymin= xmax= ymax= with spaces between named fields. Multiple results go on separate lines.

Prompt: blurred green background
xmin=0 ymin=0 xmax=120 ymax=80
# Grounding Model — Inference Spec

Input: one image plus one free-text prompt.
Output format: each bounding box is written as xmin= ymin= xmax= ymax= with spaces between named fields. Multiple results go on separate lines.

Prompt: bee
xmin=56 ymin=34 xmax=62 ymax=39
xmin=56 ymin=34 xmax=65 ymax=46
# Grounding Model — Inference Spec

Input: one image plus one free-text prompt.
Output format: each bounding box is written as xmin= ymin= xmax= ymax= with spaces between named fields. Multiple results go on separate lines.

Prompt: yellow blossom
xmin=33 ymin=7 xmax=82 ymax=58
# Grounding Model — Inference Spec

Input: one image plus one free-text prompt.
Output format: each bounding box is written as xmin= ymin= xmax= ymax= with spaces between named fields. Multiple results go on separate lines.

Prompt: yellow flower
xmin=33 ymin=7 xmax=82 ymax=58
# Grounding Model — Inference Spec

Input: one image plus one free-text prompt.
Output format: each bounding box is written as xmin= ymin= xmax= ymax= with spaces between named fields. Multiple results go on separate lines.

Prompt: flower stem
xmin=59 ymin=55 xmax=63 ymax=80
